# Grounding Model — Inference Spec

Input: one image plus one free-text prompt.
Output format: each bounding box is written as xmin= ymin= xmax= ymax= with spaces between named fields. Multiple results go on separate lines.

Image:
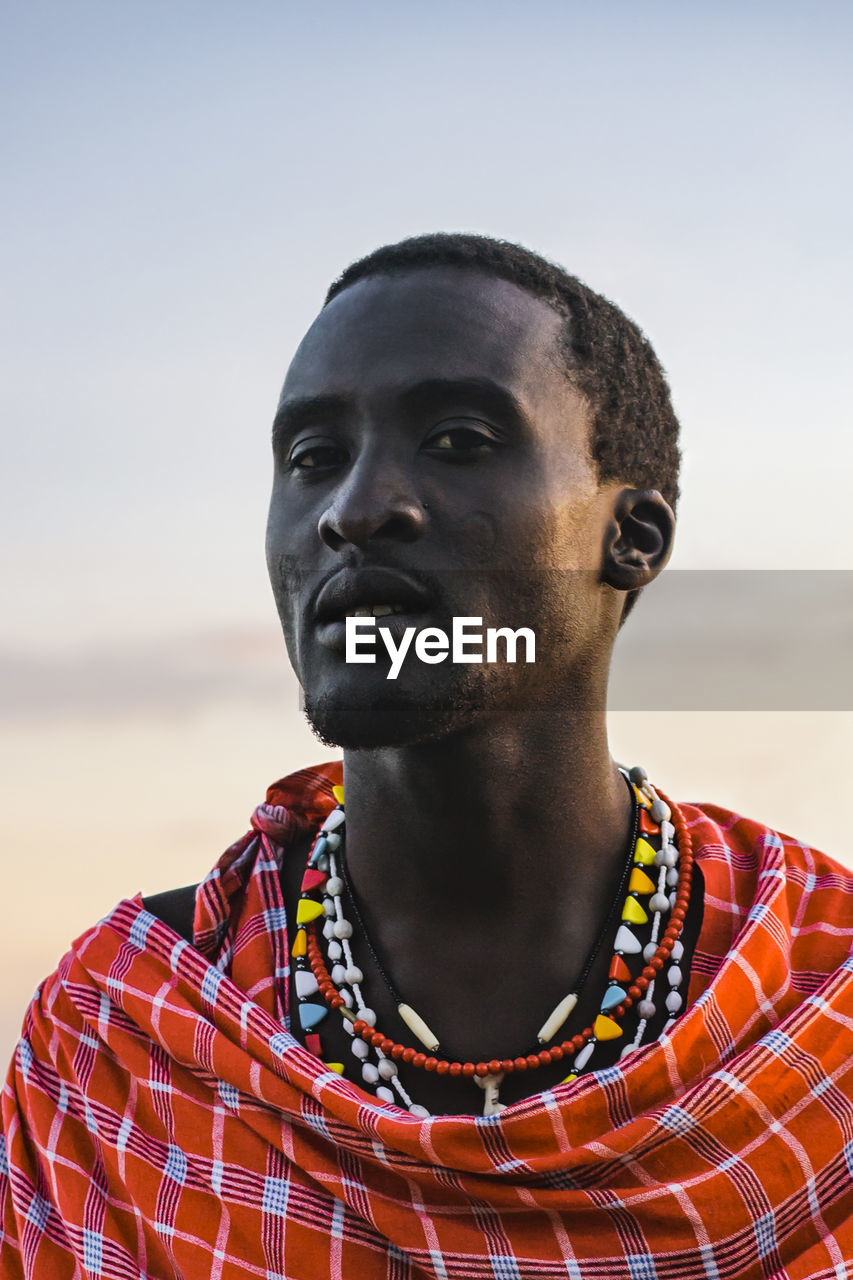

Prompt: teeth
xmin=341 ymin=604 xmax=409 ymax=619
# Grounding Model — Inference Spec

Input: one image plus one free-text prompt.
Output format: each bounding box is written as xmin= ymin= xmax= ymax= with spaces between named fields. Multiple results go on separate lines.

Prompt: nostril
xmin=318 ymin=497 xmax=427 ymax=550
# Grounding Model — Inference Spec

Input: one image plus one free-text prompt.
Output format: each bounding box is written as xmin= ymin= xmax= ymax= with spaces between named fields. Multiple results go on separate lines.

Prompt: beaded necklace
xmin=290 ymin=766 xmax=694 ymax=1116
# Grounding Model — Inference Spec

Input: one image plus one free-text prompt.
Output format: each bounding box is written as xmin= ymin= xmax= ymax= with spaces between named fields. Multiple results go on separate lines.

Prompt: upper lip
xmin=314 ymin=567 xmax=434 ymax=623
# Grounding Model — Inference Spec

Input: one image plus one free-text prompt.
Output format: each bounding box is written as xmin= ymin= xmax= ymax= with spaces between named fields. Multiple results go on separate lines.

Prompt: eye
xmin=423 ymin=422 xmax=500 ymax=458
xmin=287 ymin=438 xmax=347 ymax=472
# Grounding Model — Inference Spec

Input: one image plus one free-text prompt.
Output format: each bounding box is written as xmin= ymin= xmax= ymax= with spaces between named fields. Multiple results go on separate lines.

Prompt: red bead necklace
xmin=303 ymin=787 xmax=694 ymax=1083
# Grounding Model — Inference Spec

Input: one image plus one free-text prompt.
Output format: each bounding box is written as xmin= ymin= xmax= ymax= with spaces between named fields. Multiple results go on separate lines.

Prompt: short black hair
xmin=325 ymin=233 xmax=681 ymax=620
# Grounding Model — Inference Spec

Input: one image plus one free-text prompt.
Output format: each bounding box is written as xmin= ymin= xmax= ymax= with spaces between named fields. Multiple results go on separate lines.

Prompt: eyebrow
xmin=271 ymin=394 xmax=353 ymax=450
xmin=271 ymin=377 xmax=528 ymax=449
xmin=397 ymin=377 xmax=528 ymax=428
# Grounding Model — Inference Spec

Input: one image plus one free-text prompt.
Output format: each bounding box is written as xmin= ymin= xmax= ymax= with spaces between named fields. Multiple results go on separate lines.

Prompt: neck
xmin=339 ymin=691 xmax=634 ymax=1015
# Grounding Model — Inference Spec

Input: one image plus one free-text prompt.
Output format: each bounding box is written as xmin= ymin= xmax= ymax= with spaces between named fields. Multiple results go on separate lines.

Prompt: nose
xmin=317 ymin=455 xmax=428 ymax=552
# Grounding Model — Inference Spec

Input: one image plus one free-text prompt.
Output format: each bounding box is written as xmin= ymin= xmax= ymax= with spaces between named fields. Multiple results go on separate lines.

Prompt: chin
xmin=303 ymin=677 xmax=491 ymax=750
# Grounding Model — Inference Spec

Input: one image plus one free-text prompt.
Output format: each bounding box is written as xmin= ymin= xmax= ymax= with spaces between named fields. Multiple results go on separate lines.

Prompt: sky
xmin=2 ymin=0 xmax=852 ymax=1060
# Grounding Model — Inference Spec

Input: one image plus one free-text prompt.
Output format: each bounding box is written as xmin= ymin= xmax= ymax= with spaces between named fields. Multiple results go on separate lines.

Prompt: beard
xmin=302 ymin=664 xmax=494 ymax=750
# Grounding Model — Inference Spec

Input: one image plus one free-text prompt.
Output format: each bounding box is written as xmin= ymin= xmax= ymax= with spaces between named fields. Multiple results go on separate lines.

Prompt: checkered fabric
xmin=2 ymin=761 xmax=853 ymax=1279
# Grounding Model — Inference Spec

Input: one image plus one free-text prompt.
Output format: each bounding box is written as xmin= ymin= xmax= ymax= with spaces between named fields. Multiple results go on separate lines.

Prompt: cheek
xmin=457 ymin=510 xmax=498 ymax=561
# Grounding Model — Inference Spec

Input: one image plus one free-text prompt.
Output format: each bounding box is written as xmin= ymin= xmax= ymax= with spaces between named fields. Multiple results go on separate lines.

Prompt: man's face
xmin=266 ymin=267 xmax=618 ymax=748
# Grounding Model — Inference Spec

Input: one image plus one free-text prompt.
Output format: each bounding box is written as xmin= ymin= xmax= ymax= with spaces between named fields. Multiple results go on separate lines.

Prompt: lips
xmin=314 ymin=567 xmax=433 ymax=624
xmin=313 ymin=567 xmax=435 ymax=654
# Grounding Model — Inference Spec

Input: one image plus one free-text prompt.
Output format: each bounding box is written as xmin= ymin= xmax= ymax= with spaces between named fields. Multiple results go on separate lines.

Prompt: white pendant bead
xmin=614 ymin=925 xmax=642 ymax=955
xmin=327 ymin=939 xmax=343 ymax=961
xmin=643 ymin=942 xmax=658 ymax=962
xmin=649 ymin=893 xmax=670 ymax=914
xmin=666 ymin=867 xmax=680 ymax=887
xmin=352 ymin=1038 xmax=369 ymax=1059
xmin=294 ymin=970 xmax=319 ymax=998
xmin=637 ymin=999 xmax=656 ymax=1020
xmin=660 ymin=819 xmax=675 ymax=843
xmin=376 ymin=1086 xmax=395 ymax=1104
xmin=325 ymin=876 xmax=344 ymax=897
xmin=536 ymin=992 xmax=578 ymax=1044
xmin=671 ymin=940 xmax=684 ymax=962
xmin=331 ymin=964 xmax=347 ymax=986
xmin=397 ymin=1003 xmax=440 ymax=1051
xmin=333 ymin=919 xmax=353 ymax=939
xmin=324 ymin=833 xmax=341 ymax=851
xmin=322 ymin=919 xmax=336 ymax=940
xmin=574 ymin=1040 xmax=596 ymax=1071
xmin=362 ymin=1063 xmax=380 ymax=1084
xmin=339 ymin=987 xmax=353 ymax=1008
xmin=359 ymin=1007 xmax=377 ymax=1026
xmin=321 ymin=809 xmax=345 ymax=832
xmin=345 ymin=966 xmax=363 ymax=986
xmin=377 ymin=1058 xmax=398 ymax=1080
xmin=408 ymin=1104 xmax=430 ymax=1118
xmin=620 ymin=1044 xmax=635 ymax=1060
xmin=667 ymin=966 xmax=683 ymax=987
xmin=666 ymin=990 xmax=683 ymax=1014
xmin=323 ymin=897 xmax=335 ymax=918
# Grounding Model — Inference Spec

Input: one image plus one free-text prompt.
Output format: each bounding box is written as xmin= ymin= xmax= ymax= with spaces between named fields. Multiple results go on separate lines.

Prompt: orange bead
xmin=638 ymin=808 xmax=658 ymax=834
xmin=488 ymin=1059 xmax=502 ymax=1076
xmin=609 ymin=955 xmax=632 ymax=983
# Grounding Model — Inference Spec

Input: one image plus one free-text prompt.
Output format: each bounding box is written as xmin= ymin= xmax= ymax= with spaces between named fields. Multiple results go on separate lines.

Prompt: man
xmin=2 ymin=234 xmax=852 ymax=1278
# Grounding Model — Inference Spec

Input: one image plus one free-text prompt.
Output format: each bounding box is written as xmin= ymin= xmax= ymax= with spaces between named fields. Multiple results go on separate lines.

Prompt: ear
xmin=600 ymin=488 xmax=675 ymax=592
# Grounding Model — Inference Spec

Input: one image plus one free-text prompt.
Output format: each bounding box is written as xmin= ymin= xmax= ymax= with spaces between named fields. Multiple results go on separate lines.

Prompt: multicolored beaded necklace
xmin=290 ymin=766 xmax=694 ymax=1116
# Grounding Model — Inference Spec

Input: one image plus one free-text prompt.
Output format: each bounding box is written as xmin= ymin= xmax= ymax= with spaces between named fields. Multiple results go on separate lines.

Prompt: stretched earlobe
xmin=601 ymin=489 xmax=675 ymax=592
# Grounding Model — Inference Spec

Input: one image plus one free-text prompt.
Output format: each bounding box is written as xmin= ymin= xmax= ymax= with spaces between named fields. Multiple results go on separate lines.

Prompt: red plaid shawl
xmin=2 ymin=761 xmax=853 ymax=1279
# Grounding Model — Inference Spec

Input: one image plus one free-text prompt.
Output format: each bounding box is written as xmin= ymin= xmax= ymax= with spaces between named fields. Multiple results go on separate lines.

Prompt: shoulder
xmin=683 ymin=800 xmax=853 ymax=979
xmin=685 ymin=800 xmax=853 ymax=888
xmin=141 ymin=883 xmax=198 ymax=942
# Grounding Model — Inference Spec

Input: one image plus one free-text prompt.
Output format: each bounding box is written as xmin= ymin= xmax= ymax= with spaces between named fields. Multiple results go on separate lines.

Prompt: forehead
xmin=281 ymin=268 xmax=569 ymax=404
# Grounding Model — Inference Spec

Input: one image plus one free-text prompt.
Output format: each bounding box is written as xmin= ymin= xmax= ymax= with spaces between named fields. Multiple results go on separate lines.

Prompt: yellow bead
xmin=325 ymin=1062 xmax=345 ymax=1074
xmin=291 ymin=928 xmax=307 ymax=958
xmin=633 ymin=836 xmax=657 ymax=865
xmin=622 ymin=896 xmax=649 ymax=925
xmin=332 ymin=785 xmax=345 ymax=804
xmin=561 ymin=1073 xmax=578 ymax=1084
xmin=628 ymin=867 xmax=656 ymax=895
xmin=633 ymin=785 xmax=651 ymax=808
xmin=296 ymin=898 xmax=325 ymax=925
xmin=593 ymin=1014 xmax=623 ymax=1041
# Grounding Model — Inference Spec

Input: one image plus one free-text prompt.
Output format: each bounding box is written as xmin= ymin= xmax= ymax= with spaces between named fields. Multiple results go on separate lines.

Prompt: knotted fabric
xmin=2 ymin=761 xmax=853 ymax=1278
